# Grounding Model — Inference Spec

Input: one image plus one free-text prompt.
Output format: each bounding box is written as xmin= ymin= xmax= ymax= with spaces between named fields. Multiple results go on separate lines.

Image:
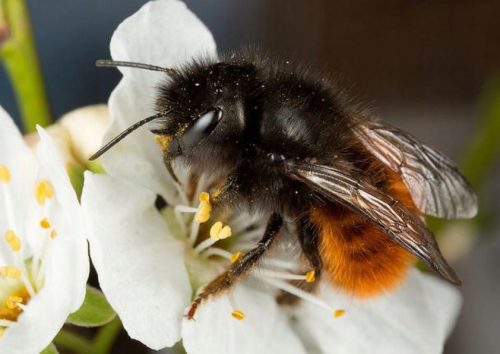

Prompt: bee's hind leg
xmin=187 ymin=213 xmax=283 ymax=320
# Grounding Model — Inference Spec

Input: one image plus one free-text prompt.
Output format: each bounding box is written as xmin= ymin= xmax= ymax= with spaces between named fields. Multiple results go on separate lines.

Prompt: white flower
xmin=82 ymin=1 xmax=462 ymax=353
xmin=0 ymin=107 xmax=89 ymax=354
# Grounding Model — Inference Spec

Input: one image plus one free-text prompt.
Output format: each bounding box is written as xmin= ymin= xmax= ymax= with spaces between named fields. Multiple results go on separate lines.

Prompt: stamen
xmin=40 ymin=218 xmax=51 ymax=229
xmin=194 ymin=192 xmax=212 ymax=223
xmin=0 ymin=327 xmax=4 ymax=337
xmin=231 ymin=310 xmax=245 ymax=321
xmin=259 ymin=269 xmax=315 ymax=282
xmin=305 ymin=270 xmax=316 ymax=283
xmin=200 ymin=247 xmax=233 ymax=260
xmin=34 ymin=180 xmax=55 ymax=206
xmin=0 ymin=164 xmax=11 ymax=183
xmin=334 ymin=309 xmax=346 ymax=318
xmin=154 ymin=135 xmax=172 ymax=150
xmin=50 ymin=229 xmax=58 ymax=239
xmin=230 ymin=251 xmax=242 ymax=263
xmin=257 ymin=275 xmax=336 ymax=314
xmin=5 ymin=295 xmax=23 ymax=310
xmin=209 ymin=221 xmax=231 ymax=240
xmin=174 ymin=205 xmax=198 ymax=213
xmin=0 ymin=320 xmax=15 ymax=327
xmin=209 ymin=222 xmax=232 ymax=240
xmin=0 ymin=266 xmax=21 ymax=279
xmin=4 ymin=230 xmax=21 ymax=252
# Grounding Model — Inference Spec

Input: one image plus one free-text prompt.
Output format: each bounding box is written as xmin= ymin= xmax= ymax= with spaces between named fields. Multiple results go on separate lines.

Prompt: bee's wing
xmin=285 ymin=160 xmax=461 ymax=285
xmin=353 ymin=120 xmax=477 ymax=219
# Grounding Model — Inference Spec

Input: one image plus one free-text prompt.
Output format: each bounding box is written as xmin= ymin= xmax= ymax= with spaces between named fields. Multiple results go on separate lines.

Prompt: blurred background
xmin=1 ymin=0 xmax=499 ymax=353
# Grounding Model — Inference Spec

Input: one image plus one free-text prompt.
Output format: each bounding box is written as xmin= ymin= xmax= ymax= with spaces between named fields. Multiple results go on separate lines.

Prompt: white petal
xmin=295 ymin=270 xmax=462 ymax=354
xmin=35 ymin=126 xmax=89 ymax=310
xmin=182 ymin=283 xmax=307 ymax=354
xmin=102 ymin=0 xmax=217 ymax=203
xmin=0 ymin=107 xmax=37 ymax=253
xmin=0 ymin=128 xmax=89 ymax=354
xmin=81 ymin=172 xmax=191 ymax=349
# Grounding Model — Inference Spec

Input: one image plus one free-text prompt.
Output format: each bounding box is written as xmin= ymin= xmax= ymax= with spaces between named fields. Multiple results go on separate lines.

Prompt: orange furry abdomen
xmin=311 ymin=165 xmax=417 ymax=297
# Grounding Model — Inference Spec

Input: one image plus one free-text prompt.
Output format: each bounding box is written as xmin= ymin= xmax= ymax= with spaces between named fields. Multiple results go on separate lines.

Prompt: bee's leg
xmin=277 ymin=216 xmax=323 ymax=305
xmin=187 ymin=212 xmax=283 ymax=320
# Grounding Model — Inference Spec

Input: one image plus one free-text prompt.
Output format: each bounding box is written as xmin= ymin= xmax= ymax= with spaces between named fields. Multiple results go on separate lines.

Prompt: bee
xmin=91 ymin=50 xmax=478 ymax=319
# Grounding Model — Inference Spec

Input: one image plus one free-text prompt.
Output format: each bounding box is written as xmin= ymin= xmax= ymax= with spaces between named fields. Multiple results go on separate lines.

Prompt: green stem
xmin=53 ymin=329 xmax=94 ymax=354
xmin=0 ymin=0 xmax=52 ymax=132
xmin=93 ymin=317 xmax=122 ymax=354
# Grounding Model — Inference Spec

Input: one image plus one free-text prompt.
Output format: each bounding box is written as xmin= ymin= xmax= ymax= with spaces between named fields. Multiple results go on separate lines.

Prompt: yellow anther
xmin=199 ymin=192 xmax=210 ymax=203
xmin=231 ymin=310 xmax=245 ymax=321
xmin=230 ymin=251 xmax=242 ymax=263
xmin=4 ymin=230 xmax=21 ymax=252
xmin=0 ymin=327 xmax=4 ymax=337
xmin=334 ymin=309 xmax=346 ymax=318
xmin=210 ymin=221 xmax=232 ymax=240
xmin=40 ymin=218 xmax=51 ymax=229
xmin=34 ymin=180 xmax=55 ymax=206
xmin=195 ymin=192 xmax=213 ymax=223
xmin=219 ymin=225 xmax=232 ymax=239
xmin=210 ymin=221 xmax=223 ymax=239
xmin=195 ymin=203 xmax=212 ymax=223
xmin=305 ymin=270 xmax=316 ymax=283
xmin=154 ymin=135 xmax=172 ymax=150
xmin=0 ymin=164 xmax=11 ymax=183
xmin=0 ymin=266 xmax=21 ymax=279
xmin=50 ymin=229 xmax=58 ymax=239
xmin=5 ymin=296 xmax=23 ymax=310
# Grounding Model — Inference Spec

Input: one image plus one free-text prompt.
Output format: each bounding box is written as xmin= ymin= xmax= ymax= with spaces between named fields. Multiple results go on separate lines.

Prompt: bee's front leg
xmin=186 ymin=212 xmax=283 ymax=320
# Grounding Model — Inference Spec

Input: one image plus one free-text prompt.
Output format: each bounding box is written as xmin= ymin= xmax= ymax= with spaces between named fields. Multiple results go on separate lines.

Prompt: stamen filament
xmin=259 ymin=269 xmax=313 ymax=281
xmin=262 ymin=258 xmax=299 ymax=270
xmin=0 ymin=319 xmax=15 ymax=327
xmin=21 ymin=273 xmax=36 ymax=297
xmin=200 ymin=247 xmax=233 ymax=260
xmin=175 ymin=205 xmax=198 ymax=213
xmin=257 ymin=275 xmax=333 ymax=313
xmin=193 ymin=238 xmax=218 ymax=255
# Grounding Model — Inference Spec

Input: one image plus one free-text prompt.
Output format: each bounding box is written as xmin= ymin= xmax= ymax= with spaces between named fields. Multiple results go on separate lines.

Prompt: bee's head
xmin=152 ymin=60 xmax=259 ymax=179
xmin=90 ymin=59 xmax=258 ymax=180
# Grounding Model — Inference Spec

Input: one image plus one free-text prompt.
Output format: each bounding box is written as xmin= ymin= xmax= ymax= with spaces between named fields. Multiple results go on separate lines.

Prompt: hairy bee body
xmin=94 ymin=49 xmax=476 ymax=314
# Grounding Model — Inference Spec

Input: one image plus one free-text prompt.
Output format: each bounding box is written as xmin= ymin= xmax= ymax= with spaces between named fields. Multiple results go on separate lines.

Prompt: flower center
xmin=0 ymin=164 xmax=59 ymax=336
xmin=168 ymin=182 xmax=346 ymax=321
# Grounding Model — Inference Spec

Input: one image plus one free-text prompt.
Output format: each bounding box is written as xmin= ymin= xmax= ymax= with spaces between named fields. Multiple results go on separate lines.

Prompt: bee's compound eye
xmin=182 ymin=107 xmax=223 ymax=147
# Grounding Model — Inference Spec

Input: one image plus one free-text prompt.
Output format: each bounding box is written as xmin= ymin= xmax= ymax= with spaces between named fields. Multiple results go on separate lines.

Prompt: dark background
xmin=1 ymin=1 xmax=499 ymax=353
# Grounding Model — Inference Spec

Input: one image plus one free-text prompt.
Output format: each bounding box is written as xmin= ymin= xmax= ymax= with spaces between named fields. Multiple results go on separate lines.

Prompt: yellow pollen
xmin=154 ymin=135 xmax=172 ymax=150
xmin=230 ymin=251 xmax=242 ymax=263
xmin=40 ymin=218 xmax=51 ymax=229
xmin=305 ymin=270 xmax=316 ymax=283
xmin=195 ymin=192 xmax=212 ymax=224
xmin=4 ymin=230 xmax=21 ymax=252
xmin=231 ymin=310 xmax=245 ymax=321
xmin=210 ymin=222 xmax=232 ymax=240
xmin=34 ymin=180 xmax=55 ymax=206
xmin=210 ymin=221 xmax=223 ymax=238
xmin=0 ymin=164 xmax=11 ymax=183
xmin=334 ymin=309 xmax=346 ymax=318
xmin=199 ymin=192 xmax=210 ymax=203
xmin=5 ymin=296 xmax=23 ymax=310
xmin=0 ymin=266 xmax=21 ymax=279
xmin=50 ymin=229 xmax=58 ymax=239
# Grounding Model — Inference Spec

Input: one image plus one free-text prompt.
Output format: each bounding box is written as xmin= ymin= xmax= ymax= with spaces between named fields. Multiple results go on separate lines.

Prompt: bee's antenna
xmin=89 ymin=112 xmax=166 ymax=161
xmin=96 ymin=59 xmax=176 ymax=75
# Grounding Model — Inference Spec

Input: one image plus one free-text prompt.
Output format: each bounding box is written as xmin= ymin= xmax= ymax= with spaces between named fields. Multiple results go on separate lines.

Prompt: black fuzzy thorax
xmin=155 ymin=49 xmax=365 ymax=217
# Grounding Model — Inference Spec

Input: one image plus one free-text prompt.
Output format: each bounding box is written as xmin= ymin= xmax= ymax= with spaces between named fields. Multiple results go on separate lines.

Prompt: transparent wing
xmin=285 ymin=160 xmax=461 ymax=285
xmin=353 ymin=120 xmax=478 ymax=219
